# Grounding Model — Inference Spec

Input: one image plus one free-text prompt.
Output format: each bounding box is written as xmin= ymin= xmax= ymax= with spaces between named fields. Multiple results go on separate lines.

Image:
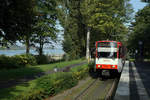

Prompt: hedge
xmin=0 ymin=54 xmax=37 ymax=69
xmin=35 ymin=55 xmax=50 ymax=64
xmin=13 ymin=65 xmax=89 ymax=100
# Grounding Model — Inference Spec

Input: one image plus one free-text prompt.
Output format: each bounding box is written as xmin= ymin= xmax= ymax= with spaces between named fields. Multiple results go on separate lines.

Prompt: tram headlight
xmin=112 ymin=65 xmax=115 ymax=68
xmin=98 ymin=65 xmax=101 ymax=67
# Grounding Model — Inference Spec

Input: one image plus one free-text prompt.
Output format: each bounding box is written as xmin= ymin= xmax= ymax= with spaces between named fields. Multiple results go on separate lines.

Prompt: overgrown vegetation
xmin=128 ymin=5 xmax=150 ymax=59
xmin=0 ymin=64 xmax=89 ymax=100
xmin=0 ymin=59 xmax=84 ymax=81
xmin=0 ymin=54 xmax=37 ymax=69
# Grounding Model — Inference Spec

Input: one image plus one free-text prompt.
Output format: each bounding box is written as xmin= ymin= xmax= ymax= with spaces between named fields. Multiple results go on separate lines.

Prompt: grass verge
xmin=0 ymin=59 xmax=84 ymax=81
xmin=0 ymin=63 xmax=89 ymax=100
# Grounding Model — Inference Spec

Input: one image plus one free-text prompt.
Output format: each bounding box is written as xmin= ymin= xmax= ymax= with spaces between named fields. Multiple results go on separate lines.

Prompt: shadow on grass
xmin=0 ymin=67 xmax=44 ymax=100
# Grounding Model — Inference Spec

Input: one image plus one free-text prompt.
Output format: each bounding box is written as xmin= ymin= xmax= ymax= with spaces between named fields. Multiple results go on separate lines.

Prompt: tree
xmin=58 ymin=0 xmax=87 ymax=59
xmin=58 ymin=0 xmax=133 ymax=59
xmin=0 ymin=0 xmax=36 ymax=50
xmin=129 ymin=5 xmax=150 ymax=58
xmin=31 ymin=0 xmax=58 ymax=56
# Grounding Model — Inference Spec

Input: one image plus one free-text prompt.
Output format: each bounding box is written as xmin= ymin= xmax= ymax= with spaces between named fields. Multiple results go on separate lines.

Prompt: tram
xmin=94 ymin=40 xmax=126 ymax=76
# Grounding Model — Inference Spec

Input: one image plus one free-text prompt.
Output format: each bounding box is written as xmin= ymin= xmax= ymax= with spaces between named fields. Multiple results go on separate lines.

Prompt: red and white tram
xmin=95 ymin=40 xmax=126 ymax=76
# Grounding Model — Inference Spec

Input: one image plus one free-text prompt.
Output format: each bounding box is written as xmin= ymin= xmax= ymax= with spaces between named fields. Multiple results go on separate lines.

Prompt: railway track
xmin=74 ymin=77 xmax=119 ymax=100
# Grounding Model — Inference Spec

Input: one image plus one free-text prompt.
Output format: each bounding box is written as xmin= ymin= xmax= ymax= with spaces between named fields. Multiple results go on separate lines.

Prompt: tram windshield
xmin=97 ymin=42 xmax=117 ymax=58
xmin=97 ymin=52 xmax=117 ymax=58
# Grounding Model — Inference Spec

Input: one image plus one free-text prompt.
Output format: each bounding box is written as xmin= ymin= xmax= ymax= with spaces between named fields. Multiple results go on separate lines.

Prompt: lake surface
xmin=0 ymin=49 xmax=64 ymax=56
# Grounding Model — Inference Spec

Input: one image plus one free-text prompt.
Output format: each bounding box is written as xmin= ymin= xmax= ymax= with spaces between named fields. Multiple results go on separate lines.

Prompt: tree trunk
xmin=39 ymin=36 xmax=43 ymax=56
xmin=86 ymin=27 xmax=90 ymax=60
xmin=26 ymin=37 xmax=30 ymax=54
xmin=39 ymin=47 xmax=43 ymax=56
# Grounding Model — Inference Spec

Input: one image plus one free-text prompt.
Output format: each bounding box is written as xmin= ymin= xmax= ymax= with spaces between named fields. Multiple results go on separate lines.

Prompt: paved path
xmin=115 ymin=61 xmax=150 ymax=100
xmin=0 ymin=61 xmax=87 ymax=89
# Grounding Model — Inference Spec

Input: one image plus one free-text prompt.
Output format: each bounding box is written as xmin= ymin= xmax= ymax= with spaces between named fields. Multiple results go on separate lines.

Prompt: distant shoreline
xmin=0 ymin=49 xmax=64 ymax=56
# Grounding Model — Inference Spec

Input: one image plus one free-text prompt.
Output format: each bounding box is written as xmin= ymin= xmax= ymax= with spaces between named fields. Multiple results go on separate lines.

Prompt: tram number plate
xmin=102 ymin=70 xmax=110 ymax=76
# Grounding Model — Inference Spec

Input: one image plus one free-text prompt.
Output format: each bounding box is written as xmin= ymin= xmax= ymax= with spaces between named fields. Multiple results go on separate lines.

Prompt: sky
xmin=130 ymin=0 xmax=148 ymax=13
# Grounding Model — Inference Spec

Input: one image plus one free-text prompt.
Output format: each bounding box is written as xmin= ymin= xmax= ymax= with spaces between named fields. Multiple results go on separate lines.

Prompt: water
xmin=0 ymin=49 xmax=64 ymax=56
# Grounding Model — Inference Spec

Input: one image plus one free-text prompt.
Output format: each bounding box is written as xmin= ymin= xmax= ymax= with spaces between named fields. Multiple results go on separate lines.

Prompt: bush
xmin=62 ymin=54 xmax=71 ymax=61
xmin=62 ymin=53 xmax=81 ymax=61
xmin=35 ymin=55 xmax=50 ymax=64
xmin=72 ymin=67 xmax=89 ymax=80
xmin=14 ymin=88 xmax=44 ymax=100
xmin=13 ymin=54 xmax=37 ymax=67
xmin=0 ymin=54 xmax=37 ymax=69
xmin=0 ymin=55 xmax=16 ymax=69
xmin=13 ymin=65 xmax=89 ymax=100
xmin=36 ymin=72 xmax=78 ymax=96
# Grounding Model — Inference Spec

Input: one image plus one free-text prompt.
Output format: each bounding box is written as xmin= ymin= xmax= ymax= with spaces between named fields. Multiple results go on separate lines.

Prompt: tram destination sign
xmin=98 ymin=42 xmax=117 ymax=47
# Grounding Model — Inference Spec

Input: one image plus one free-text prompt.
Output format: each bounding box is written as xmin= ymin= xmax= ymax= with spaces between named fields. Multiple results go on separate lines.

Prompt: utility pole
xmin=86 ymin=27 xmax=90 ymax=62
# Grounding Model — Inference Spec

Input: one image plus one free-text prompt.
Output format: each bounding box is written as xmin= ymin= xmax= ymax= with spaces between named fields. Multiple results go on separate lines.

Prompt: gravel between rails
xmin=75 ymin=78 xmax=114 ymax=100
xmin=105 ymin=78 xmax=119 ymax=100
xmin=47 ymin=77 xmax=116 ymax=100
xmin=47 ymin=77 xmax=95 ymax=100
xmin=74 ymin=79 xmax=98 ymax=100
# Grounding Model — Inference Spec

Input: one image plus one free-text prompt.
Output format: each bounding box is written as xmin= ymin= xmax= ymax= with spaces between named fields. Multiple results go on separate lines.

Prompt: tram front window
xmin=97 ymin=52 xmax=117 ymax=58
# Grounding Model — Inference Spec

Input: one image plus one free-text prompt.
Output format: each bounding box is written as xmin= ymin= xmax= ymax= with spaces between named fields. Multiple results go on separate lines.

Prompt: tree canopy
xmin=129 ymin=5 xmax=150 ymax=58
xmin=0 ymin=0 xmax=58 ymax=55
xmin=0 ymin=0 xmax=35 ymax=46
xmin=57 ymin=0 xmax=133 ymax=59
xmin=0 ymin=0 xmax=133 ymax=58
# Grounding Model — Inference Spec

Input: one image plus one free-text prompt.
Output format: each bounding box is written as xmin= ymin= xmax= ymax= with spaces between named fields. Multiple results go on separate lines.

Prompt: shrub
xmin=0 ymin=55 xmax=16 ymax=69
xmin=35 ymin=55 xmax=49 ymax=64
xmin=36 ymin=72 xmax=78 ymax=96
xmin=62 ymin=54 xmax=71 ymax=61
xmin=0 ymin=54 xmax=37 ymax=69
xmin=62 ymin=53 xmax=80 ymax=61
xmin=13 ymin=54 xmax=37 ymax=67
xmin=13 ymin=65 xmax=89 ymax=100
xmin=72 ymin=67 xmax=89 ymax=80
xmin=14 ymin=88 xmax=44 ymax=100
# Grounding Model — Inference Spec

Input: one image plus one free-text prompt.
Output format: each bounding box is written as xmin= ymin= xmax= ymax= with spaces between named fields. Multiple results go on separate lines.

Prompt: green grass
xmin=70 ymin=64 xmax=88 ymax=72
xmin=0 ymin=63 xmax=89 ymax=100
xmin=0 ymin=72 xmax=63 ymax=100
xmin=0 ymin=59 xmax=85 ymax=81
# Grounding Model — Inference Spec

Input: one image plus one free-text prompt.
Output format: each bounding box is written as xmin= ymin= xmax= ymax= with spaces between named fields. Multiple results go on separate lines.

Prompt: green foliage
xmin=13 ymin=54 xmax=37 ymax=66
xmin=62 ymin=54 xmax=71 ymax=61
xmin=35 ymin=55 xmax=50 ymax=64
xmin=13 ymin=88 xmax=44 ymax=100
xmin=0 ymin=55 xmax=16 ymax=69
xmin=11 ymin=65 xmax=89 ymax=100
xmin=0 ymin=54 xmax=37 ymax=69
xmin=0 ymin=0 xmax=59 ymax=55
xmin=0 ymin=0 xmax=36 ymax=48
xmin=31 ymin=0 xmax=58 ymax=56
xmin=72 ymin=65 xmax=89 ymax=80
xmin=0 ymin=59 xmax=84 ymax=81
xmin=129 ymin=5 xmax=150 ymax=58
xmin=58 ymin=0 xmax=133 ymax=59
xmin=36 ymin=73 xmax=77 ymax=96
